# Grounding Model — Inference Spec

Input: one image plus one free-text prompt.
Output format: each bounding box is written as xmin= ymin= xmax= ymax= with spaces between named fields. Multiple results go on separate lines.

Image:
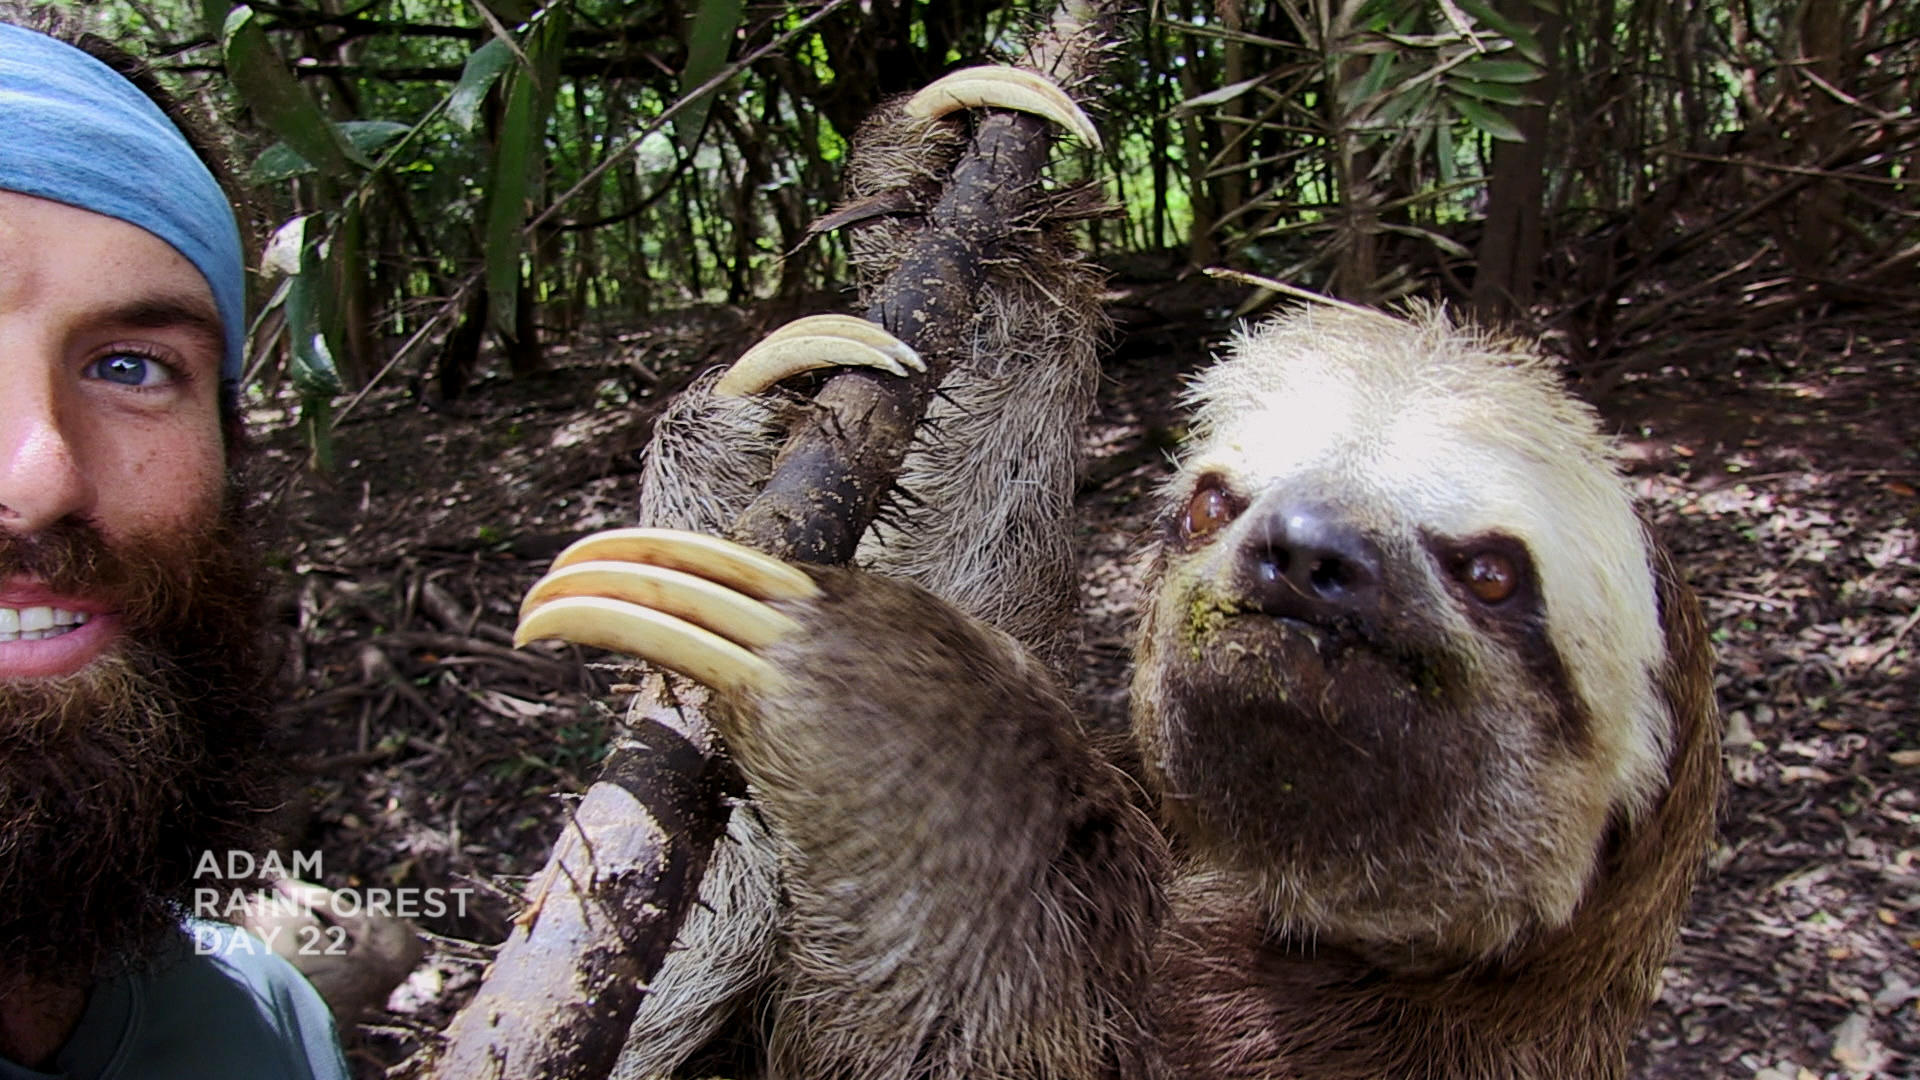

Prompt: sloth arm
xmin=518 ymin=532 xmax=1165 ymax=1080
xmin=737 ymin=567 xmax=1162 ymax=1079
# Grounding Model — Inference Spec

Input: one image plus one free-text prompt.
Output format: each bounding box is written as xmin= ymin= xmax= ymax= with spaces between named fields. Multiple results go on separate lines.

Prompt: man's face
xmin=0 ymin=188 xmax=225 ymax=669
xmin=0 ymin=189 xmax=274 ymax=990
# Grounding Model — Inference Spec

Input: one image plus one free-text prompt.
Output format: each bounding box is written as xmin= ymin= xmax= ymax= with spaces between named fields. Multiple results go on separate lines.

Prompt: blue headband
xmin=0 ymin=24 xmax=246 ymax=381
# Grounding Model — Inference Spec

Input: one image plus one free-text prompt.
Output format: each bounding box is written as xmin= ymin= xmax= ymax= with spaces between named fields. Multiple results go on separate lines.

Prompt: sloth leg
xmin=519 ymin=529 xmax=1162 ymax=1080
xmin=854 ymin=269 xmax=1101 ymax=675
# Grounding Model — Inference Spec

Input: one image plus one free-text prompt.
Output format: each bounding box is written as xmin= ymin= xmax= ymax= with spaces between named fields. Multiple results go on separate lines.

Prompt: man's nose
xmin=0 ymin=375 xmax=92 ymax=532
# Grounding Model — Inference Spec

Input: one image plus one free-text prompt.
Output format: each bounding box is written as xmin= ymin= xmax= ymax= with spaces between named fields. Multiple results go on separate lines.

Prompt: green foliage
xmin=251 ymin=121 xmax=412 ymax=182
xmin=1151 ymin=0 xmax=1558 ymax=295
xmin=485 ymin=6 xmax=571 ymax=339
xmin=675 ymin=0 xmax=746 ymax=152
xmin=71 ymin=0 xmax=1914 ymax=436
xmin=221 ymin=6 xmax=368 ymax=176
xmin=449 ymin=39 xmax=515 ymax=132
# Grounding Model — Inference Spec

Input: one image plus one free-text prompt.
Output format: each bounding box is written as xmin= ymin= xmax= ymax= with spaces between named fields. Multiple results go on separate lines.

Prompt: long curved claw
xmin=516 ymin=596 xmax=774 ymax=695
xmin=904 ymin=64 xmax=1102 ymax=150
xmin=714 ymin=314 xmax=925 ymax=398
xmin=515 ymin=529 xmax=820 ymax=695
xmin=760 ymin=314 xmax=920 ymax=363
xmin=548 ymin=528 xmax=819 ymax=601
xmin=518 ymin=561 xmax=802 ymax=648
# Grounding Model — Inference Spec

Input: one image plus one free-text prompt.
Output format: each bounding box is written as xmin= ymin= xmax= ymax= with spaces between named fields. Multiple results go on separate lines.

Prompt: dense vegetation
xmin=79 ymin=0 xmax=1920 ymax=456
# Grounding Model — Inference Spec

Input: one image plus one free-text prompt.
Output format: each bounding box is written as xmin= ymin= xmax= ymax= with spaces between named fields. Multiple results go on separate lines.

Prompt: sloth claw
xmin=714 ymin=314 xmax=925 ymax=397
xmin=515 ymin=528 xmax=819 ymax=695
xmin=904 ymin=64 xmax=1102 ymax=150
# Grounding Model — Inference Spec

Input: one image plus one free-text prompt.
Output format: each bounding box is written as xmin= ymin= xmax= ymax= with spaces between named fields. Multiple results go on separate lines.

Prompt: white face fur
xmin=1179 ymin=304 xmax=1672 ymax=831
xmin=1137 ymin=304 xmax=1678 ymax=946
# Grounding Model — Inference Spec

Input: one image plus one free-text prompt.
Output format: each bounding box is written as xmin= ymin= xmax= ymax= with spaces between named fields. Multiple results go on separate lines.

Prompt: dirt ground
xmin=246 ymin=285 xmax=1919 ymax=1078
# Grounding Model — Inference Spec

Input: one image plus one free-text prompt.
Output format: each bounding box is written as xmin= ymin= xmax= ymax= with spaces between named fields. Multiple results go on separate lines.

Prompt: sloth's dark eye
xmin=1458 ymin=549 xmax=1520 ymax=605
xmin=1181 ymin=477 xmax=1240 ymax=543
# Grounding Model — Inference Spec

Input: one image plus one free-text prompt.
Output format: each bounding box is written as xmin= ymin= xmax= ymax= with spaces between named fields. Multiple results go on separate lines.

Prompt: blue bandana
xmin=0 ymin=23 xmax=246 ymax=381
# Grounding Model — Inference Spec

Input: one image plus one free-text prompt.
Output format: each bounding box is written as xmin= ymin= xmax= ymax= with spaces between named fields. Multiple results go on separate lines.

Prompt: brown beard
xmin=0 ymin=487 xmax=278 ymax=994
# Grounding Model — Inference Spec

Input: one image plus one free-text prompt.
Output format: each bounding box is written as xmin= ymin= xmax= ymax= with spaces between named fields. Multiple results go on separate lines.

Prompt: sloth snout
xmin=1242 ymin=500 xmax=1384 ymax=620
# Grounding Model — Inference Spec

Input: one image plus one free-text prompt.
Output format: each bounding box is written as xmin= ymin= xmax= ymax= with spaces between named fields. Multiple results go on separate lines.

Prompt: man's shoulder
xmin=57 ymin=921 xmax=350 ymax=1080
xmin=181 ymin=919 xmax=340 ymax=1013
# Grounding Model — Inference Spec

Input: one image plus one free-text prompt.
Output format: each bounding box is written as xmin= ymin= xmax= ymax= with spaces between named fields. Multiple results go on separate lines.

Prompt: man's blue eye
xmin=88 ymin=353 xmax=166 ymax=387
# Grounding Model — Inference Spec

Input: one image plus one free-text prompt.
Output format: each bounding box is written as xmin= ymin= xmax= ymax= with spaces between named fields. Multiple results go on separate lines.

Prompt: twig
xmin=1724 ymin=468 xmax=1919 ymax=485
xmin=1202 ymin=267 xmax=1380 ymax=318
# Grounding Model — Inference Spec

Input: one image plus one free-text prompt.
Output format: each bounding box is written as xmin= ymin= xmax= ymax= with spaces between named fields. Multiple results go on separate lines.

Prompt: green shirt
xmin=0 ymin=922 xmax=349 ymax=1080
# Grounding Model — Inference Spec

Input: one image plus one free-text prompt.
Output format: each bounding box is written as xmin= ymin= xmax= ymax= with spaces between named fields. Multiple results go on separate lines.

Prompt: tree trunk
xmin=1472 ymin=2 xmax=1567 ymax=322
xmin=1784 ymin=0 xmax=1848 ymax=273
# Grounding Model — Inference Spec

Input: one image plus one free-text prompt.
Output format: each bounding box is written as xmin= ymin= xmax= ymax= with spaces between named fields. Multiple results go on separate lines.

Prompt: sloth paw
xmin=714 ymin=314 xmax=925 ymax=398
xmin=904 ymin=64 xmax=1102 ymax=150
xmin=514 ymin=527 xmax=817 ymax=695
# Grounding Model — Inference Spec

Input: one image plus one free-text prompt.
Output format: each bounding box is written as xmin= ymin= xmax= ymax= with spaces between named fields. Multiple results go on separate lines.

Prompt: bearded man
xmin=0 ymin=9 xmax=348 ymax=1077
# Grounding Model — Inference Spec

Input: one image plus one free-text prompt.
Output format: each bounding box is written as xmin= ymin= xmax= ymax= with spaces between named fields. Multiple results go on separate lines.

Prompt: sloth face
xmin=1132 ymin=306 xmax=1674 ymax=959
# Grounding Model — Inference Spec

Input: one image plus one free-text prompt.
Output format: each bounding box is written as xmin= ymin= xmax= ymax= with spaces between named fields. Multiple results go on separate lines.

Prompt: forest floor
xmin=245 ymin=281 xmax=1919 ymax=1079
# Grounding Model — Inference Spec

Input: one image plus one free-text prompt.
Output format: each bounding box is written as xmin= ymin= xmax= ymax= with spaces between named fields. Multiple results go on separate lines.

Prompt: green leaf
xmin=1175 ymin=75 xmax=1266 ymax=112
xmin=1454 ymin=0 xmax=1546 ymax=64
xmin=1447 ymin=80 xmax=1532 ymax=106
xmin=1366 ymin=82 xmax=1434 ymax=128
xmin=250 ymin=121 xmax=411 ymax=183
xmin=1352 ymin=48 xmax=1399 ymax=104
xmin=285 ymin=235 xmax=343 ymax=397
xmin=675 ymin=0 xmax=744 ymax=153
xmin=531 ymin=7 xmax=570 ymax=125
xmin=483 ymin=10 xmax=569 ymax=338
xmin=1450 ymin=94 xmax=1526 ymax=142
xmin=250 ymin=144 xmax=311 ymax=184
xmin=1353 ymin=0 xmax=1423 ymax=29
xmin=1455 ymin=58 xmax=1544 ymax=83
xmin=221 ymin=6 xmax=368 ymax=176
xmin=451 ymin=38 xmax=516 ymax=132
xmin=485 ymin=75 xmax=535 ymax=338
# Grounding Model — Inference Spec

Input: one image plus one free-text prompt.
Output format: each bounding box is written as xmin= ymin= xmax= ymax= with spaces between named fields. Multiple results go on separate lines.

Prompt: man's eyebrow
xmin=96 ymin=294 xmax=226 ymax=356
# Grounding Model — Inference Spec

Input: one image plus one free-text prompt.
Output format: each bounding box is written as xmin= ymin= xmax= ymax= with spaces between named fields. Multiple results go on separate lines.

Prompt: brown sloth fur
xmin=613 ymin=300 xmax=1720 ymax=1080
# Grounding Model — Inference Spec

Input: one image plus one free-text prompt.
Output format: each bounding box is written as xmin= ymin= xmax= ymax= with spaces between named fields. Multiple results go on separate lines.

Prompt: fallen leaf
xmin=1830 ymin=1011 xmax=1888 ymax=1072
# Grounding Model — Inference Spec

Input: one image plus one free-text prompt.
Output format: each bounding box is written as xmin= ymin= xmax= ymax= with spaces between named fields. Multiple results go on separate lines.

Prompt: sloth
xmin=520 ymin=302 xmax=1724 ymax=1079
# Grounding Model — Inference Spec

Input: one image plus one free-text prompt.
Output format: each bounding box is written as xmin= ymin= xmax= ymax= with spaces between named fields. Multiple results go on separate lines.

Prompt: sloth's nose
xmin=1241 ymin=501 xmax=1383 ymax=619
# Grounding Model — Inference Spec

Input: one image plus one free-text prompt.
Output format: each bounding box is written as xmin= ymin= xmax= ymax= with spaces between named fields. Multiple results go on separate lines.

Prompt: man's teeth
xmin=0 ymin=607 xmax=92 ymax=643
